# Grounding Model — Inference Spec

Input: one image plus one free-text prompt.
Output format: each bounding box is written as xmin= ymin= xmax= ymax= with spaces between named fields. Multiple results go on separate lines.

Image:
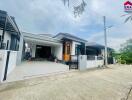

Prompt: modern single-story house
xmin=20 ymin=32 xmax=87 ymax=63
xmin=86 ymin=42 xmax=105 ymax=56
xmin=86 ymin=42 xmax=114 ymax=63
xmin=20 ymin=32 xmax=114 ymax=64
xmin=86 ymin=42 xmax=113 ymax=56
xmin=54 ymin=33 xmax=87 ymax=62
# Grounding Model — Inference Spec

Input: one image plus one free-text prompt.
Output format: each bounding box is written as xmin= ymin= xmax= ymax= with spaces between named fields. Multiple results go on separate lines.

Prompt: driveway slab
xmin=0 ymin=65 xmax=132 ymax=100
xmin=6 ymin=61 xmax=69 ymax=82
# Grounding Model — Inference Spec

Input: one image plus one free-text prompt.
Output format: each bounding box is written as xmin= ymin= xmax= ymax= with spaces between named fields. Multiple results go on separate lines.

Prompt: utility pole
xmin=103 ymin=16 xmax=108 ymax=67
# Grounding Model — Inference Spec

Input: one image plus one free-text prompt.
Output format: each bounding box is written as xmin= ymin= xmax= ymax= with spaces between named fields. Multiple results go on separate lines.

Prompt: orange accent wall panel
xmin=63 ymin=54 xmax=70 ymax=61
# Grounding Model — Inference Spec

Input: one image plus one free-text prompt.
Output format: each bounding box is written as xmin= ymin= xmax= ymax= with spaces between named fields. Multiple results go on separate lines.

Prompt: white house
xmin=54 ymin=33 xmax=87 ymax=62
xmin=18 ymin=32 xmax=88 ymax=63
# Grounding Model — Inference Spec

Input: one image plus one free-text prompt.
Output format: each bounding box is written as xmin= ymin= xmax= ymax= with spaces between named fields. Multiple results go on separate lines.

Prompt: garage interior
xmin=35 ymin=45 xmax=51 ymax=59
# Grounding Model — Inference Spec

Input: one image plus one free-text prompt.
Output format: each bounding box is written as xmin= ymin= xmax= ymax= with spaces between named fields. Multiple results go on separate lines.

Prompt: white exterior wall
xmin=17 ymin=33 xmax=23 ymax=65
xmin=7 ymin=51 xmax=17 ymax=75
xmin=27 ymin=43 xmax=36 ymax=58
xmin=0 ymin=30 xmax=2 ymax=36
xmin=52 ymin=45 xmax=62 ymax=60
xmin=79 ymin=55 xmax=87 ymax=71
xmin=86 ymin=60 xmax=103 ymax=69
xmin=71 ymin=41 xmax=81 ymax=55
xmin=101 ymin=49 xmax=104 ymax=56
xmin=0 ymin=50 xmax=7 ymax=82
xmin=79 ymin=55 xmax=104 ymax=71
xmin=31 ymin=44 xmax=36 ymax=58
xmin=0 ymin=50 xmax=17 ymax=82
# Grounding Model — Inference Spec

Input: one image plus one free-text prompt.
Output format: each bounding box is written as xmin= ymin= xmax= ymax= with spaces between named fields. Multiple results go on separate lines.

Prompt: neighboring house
xmin=86 ymin=42 xmax=114 ymax=64
xmin=0 ymin=10 xmax=23 ymax=65
xmin=0 ymin=10 xmax=22 ymax=81
xmin=0 ymin=10 xmax=21 ymax=51
xmin=54 ymin=33 xmax=87 ymax=62
xmin=86 ymin=42 xmax=105 ymax=56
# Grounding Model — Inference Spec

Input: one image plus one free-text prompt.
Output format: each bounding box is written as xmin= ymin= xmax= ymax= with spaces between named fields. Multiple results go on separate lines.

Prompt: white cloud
xmin=85 ymin=0 xmax=132 ymax=51
xmin=0 ymin=0 xmax=132 ymax=51
xmin=87 ymin=22 xmax=132 ymax=51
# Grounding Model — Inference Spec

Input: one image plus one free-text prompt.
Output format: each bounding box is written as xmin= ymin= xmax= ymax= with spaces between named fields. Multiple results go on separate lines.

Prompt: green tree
xmin=119 ymin=39 xmax=132 ymax=64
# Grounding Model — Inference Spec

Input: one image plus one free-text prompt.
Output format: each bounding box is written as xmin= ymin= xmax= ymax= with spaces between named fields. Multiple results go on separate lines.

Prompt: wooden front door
xmin=63 ymin=42 xmax=71 ymax=62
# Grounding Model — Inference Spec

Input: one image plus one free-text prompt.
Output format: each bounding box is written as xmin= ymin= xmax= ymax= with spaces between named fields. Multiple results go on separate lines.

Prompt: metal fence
xmin=87 ymin=55 xmax=95 ymax=60
xmin=87 ymin=55 xmax=103 ymax=60
xmin=97 ymin=56 xmax=103 ymax=60
xmin=69 ymin=55 xmax=78 ymax=69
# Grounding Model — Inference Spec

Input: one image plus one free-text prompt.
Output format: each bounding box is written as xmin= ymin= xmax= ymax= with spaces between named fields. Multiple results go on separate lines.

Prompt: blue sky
xmin=0 ymin=0 xmax=132 ymax=51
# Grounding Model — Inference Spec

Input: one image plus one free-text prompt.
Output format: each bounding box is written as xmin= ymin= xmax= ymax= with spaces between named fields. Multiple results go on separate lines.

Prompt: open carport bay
xmin=6 ymin=61 xmax=69 ymax=82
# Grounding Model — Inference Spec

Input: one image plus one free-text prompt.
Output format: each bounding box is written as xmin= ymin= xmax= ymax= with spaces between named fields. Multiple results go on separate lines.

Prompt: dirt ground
xmin=0 ymin=64 xmax=132 ymax=100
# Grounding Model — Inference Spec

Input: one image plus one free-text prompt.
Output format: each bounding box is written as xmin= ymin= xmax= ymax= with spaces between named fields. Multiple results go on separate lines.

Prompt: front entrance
xmin=36 ymin=45 xmax=51 ymax=59
xmin=63 ymin=41 xmax=72 ymax=62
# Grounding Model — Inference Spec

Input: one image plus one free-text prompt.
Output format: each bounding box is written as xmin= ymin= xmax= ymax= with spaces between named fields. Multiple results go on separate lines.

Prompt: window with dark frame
xmin=75 ymin=44 xmax=82 ymax=55
xmin=75 ymin=44 xmax=78 ymax=55
xmin=67 ymin=43 xmax=70 ymax=54
xmin=6 ymin=40 xmax=9 ymax=50
xmin=0 ymin=36 xmax=1 ymax=43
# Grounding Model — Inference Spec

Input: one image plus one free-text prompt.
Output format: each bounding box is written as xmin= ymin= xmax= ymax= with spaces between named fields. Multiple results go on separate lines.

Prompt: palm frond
xmin=125 ymin=16 xmax=132 ymax=23
xmin=131 ymin=16 xmax=132 ymax=21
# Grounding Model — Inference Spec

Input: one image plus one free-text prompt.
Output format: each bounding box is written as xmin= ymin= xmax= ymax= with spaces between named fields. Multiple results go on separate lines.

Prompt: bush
xmin=121 ymin=60 xmax=126 ymax=64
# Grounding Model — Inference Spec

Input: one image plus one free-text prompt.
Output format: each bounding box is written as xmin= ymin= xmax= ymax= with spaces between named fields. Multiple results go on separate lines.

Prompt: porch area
xmin=6 ymin=61 xmax=69 ymax=82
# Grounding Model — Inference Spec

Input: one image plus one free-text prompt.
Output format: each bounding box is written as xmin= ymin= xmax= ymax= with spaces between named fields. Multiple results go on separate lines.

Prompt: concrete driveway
xmin=0 ymin=65 xmax=132 ymax=100
xmin=6 ymin=61 xmax=69 ymax=82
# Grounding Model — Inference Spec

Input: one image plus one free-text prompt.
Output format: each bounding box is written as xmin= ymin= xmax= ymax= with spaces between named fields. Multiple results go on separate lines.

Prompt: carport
xmin=6 ymin=61 xmax=69 ymax=82
xmin=22 ymin=32 xmax=63 ymax=61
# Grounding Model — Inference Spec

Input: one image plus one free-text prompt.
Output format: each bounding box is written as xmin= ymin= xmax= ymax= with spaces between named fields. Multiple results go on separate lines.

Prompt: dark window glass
xmin=75 ymin=45 xmax=81 ymax=55
xmin=6 ymin=40 xmax=9 ymax=50
xmin=67 ymin=43 xmax=70 ymax=54
xmin=75 ymin=45 xmax=78 ymax=55
xmin=0 ymin=35 xmax=1 ymax=42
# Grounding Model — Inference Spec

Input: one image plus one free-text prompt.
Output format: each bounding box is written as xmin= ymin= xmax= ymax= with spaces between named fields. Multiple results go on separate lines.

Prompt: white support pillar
xmin=78 ymin=55 xmax=87 ymax=71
